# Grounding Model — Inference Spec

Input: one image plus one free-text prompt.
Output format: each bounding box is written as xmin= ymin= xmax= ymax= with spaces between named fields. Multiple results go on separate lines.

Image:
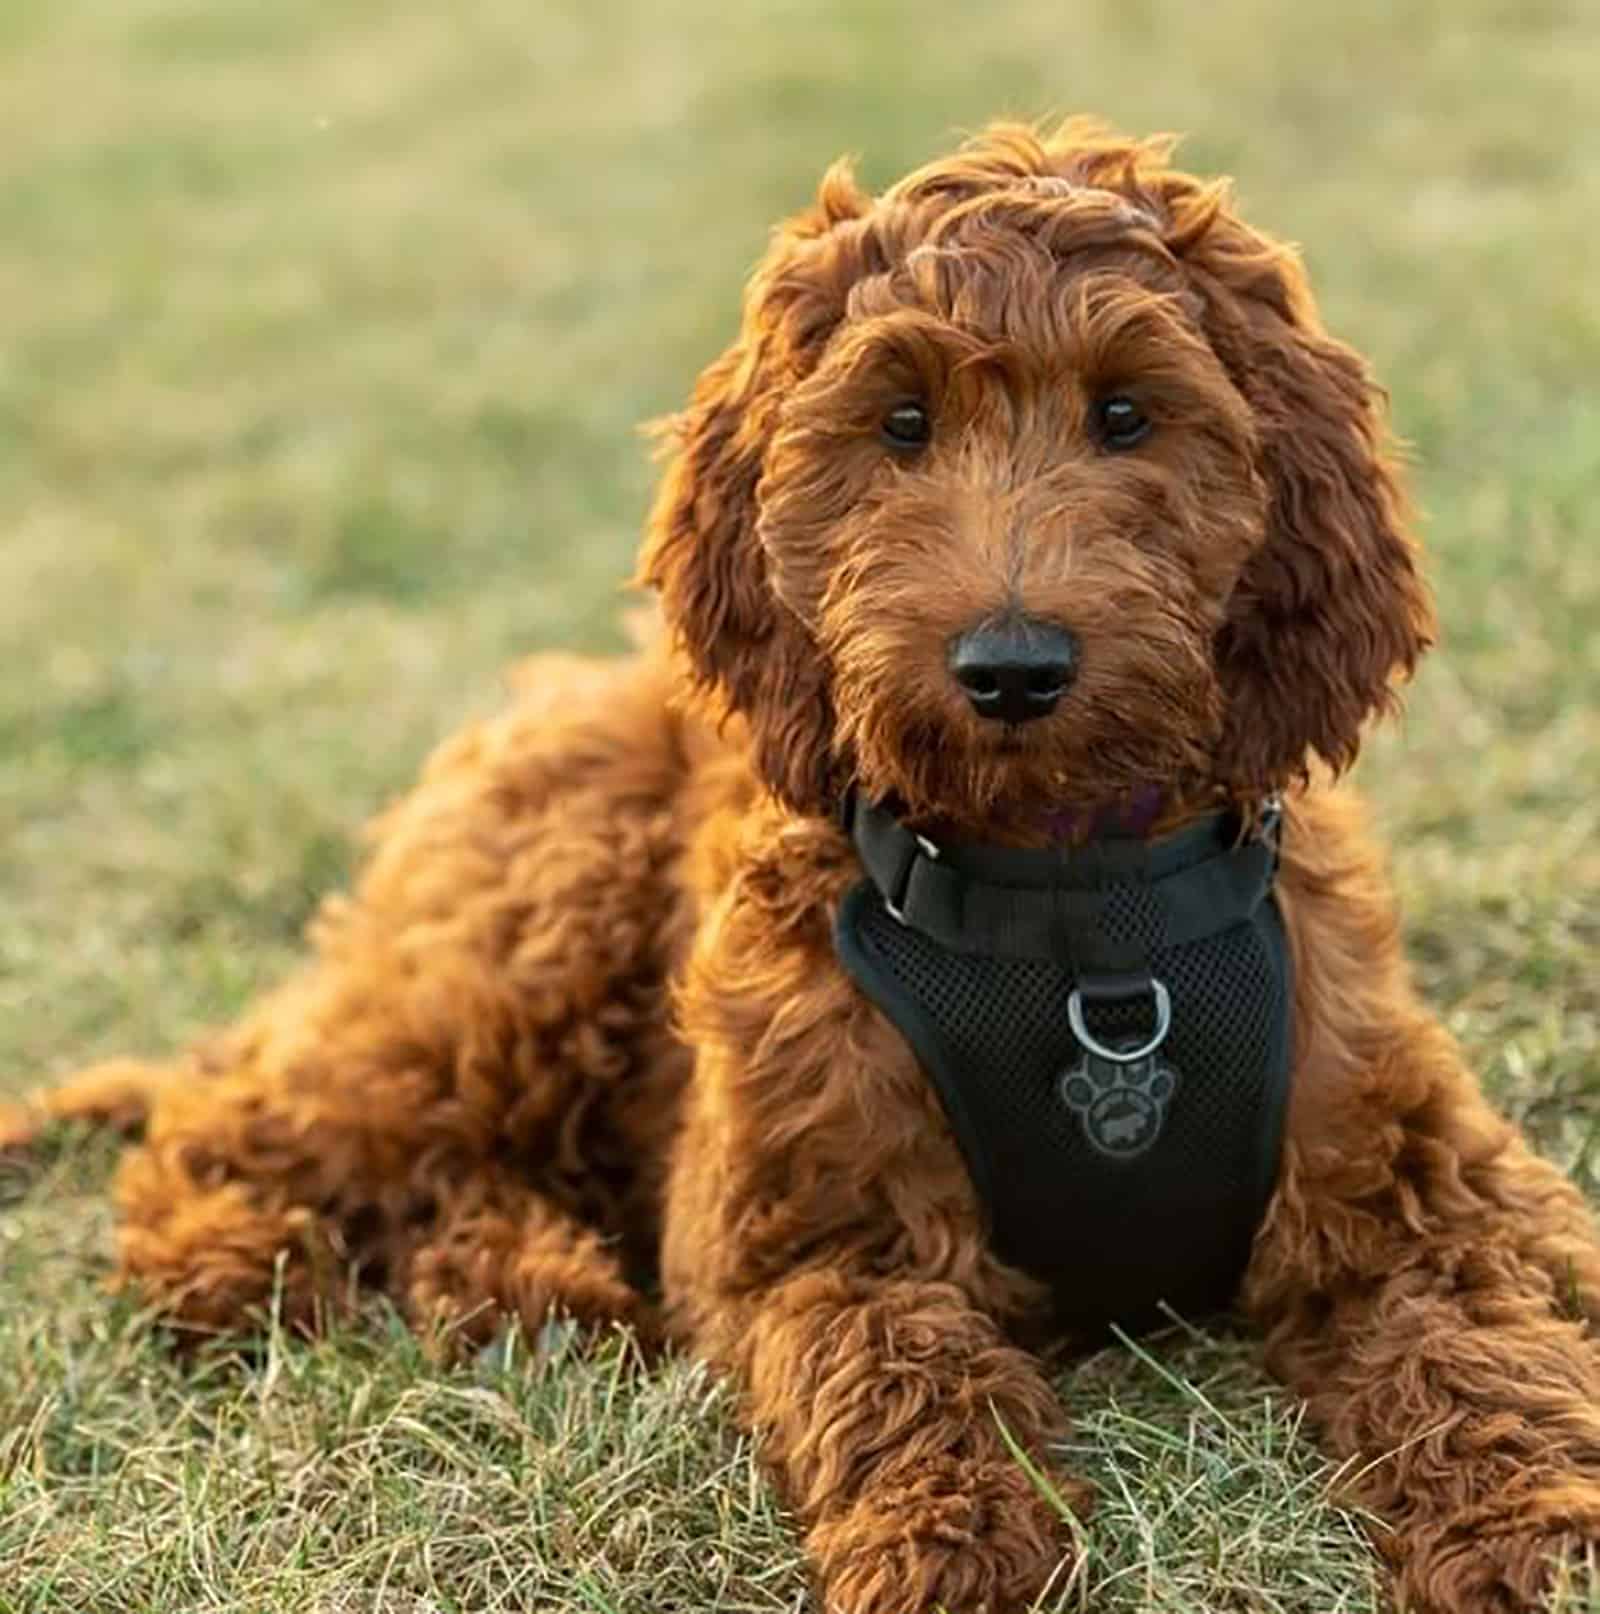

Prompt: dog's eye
xmin=1095 ymin=395 xmax=1151 ymax=451
xmin=881 ymin=401 xmax=932 ymax=450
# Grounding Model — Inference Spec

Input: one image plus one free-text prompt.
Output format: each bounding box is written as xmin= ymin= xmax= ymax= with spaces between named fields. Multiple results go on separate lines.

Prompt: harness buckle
xmin=884 ymin=831 xmax=941 ymax=925
xmin=1257 ymin=793 xmax=1284 ymax=863
xmin=1066 ymin=976 xmax=1172 ymax=1065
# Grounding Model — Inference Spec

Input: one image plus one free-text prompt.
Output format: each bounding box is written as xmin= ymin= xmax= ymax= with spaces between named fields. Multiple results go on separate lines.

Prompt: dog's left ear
xmin=1174 ymin=196 xmax=1436 ymax=792
xmin=637 ymin=165 xmax=871 ymax=814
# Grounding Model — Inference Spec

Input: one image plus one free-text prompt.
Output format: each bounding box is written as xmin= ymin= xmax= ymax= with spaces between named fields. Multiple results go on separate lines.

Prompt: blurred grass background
xmin=1 ymin=0 xmax=1597 ymax=1608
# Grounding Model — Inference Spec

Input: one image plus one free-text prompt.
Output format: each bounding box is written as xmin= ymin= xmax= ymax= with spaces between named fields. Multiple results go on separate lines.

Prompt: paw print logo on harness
xmin=1059 ymin=978 xmax=1180 ymax=1159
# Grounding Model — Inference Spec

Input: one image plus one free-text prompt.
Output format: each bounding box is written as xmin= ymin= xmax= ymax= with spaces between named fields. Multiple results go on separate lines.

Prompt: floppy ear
xmin=636 ymin=165 xmax=871 ymax=814
xmin=1172 ymin=194 xmax=1436 ymax=793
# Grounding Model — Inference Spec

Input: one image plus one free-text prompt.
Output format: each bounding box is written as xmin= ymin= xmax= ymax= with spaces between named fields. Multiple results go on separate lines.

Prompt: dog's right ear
xmin=637 ymin=164 xmax=871 ymax=815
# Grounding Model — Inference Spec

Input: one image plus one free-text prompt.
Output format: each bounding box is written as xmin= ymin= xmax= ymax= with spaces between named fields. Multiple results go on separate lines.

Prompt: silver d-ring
xmin=1066 ymin=978 xmax=1172 ymax=1065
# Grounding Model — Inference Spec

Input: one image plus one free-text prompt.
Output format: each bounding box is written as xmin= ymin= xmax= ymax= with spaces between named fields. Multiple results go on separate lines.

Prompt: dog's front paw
xmin=808 ymin=1458 xmax=1083 ymax=1613
xmin=1396 ymin=1499 xmax=1600 ymax=1613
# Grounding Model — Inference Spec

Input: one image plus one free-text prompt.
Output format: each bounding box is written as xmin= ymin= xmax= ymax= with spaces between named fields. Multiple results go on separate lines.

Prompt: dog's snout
xmin=948 ymin=617 xmax=1078 ymax=724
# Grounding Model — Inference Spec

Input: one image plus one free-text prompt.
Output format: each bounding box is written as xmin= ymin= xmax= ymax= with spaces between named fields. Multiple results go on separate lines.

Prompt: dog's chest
xmin=835 ymin=859 xmax=1293 ymax=1332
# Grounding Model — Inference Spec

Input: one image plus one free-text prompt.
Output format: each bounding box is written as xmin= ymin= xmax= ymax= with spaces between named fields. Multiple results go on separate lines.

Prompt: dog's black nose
xmin=949 ymin=617 xmax=1078 ymax=724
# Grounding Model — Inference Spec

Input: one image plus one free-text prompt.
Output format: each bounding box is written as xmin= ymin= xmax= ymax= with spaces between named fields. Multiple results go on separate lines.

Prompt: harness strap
xmin=844 ymin=793 xmax=1280 ymax=973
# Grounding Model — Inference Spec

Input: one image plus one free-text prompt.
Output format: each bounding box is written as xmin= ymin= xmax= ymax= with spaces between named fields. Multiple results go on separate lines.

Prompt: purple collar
xmin=1034 ymin=783 xmax=1170 ymax=845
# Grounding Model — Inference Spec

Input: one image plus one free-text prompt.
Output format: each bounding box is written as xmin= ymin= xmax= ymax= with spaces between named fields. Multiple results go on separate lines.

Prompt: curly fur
xmin=10 ymin=121 xmax=1600 ymax=1612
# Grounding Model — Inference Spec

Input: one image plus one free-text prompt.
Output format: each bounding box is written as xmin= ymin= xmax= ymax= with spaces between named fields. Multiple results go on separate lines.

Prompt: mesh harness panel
xmin=834 ymin=797 xmax=1293 ymax=1332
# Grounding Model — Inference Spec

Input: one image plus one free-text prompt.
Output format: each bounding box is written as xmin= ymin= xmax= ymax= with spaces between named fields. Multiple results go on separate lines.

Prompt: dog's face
xmin=757 ymin=188 xmax=1264 ymax=828
xmin=642 ymin=123 xmax=1434 ymax=834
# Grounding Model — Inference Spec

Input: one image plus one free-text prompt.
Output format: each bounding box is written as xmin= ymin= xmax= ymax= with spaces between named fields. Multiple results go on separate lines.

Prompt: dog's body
xmin=12 ymin=123 xmax=1600 ymax=1612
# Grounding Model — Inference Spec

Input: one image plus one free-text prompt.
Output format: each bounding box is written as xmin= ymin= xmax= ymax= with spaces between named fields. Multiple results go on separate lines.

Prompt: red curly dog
xmin=9 ymin=121 xmax=1600 ymax=1613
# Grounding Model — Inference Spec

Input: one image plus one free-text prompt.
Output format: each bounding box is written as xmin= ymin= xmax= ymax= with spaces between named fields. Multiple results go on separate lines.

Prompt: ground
xmin=1 ymin=0 xmax=1598 ymax=1609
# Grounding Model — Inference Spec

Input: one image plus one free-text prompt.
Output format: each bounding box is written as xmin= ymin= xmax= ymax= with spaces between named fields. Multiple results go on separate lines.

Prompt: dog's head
xmin=640 ymin=121 xmax=1433 ymax=834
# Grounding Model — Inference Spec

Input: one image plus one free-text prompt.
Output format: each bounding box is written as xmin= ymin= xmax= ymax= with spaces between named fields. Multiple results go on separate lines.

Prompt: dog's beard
xmin=830 ymin=631 xmax=1222 ymax=839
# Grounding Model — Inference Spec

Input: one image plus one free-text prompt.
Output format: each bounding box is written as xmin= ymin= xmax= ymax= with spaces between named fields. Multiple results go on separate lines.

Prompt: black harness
xmin=834 ymin=794 xmax=1293 ymax=1332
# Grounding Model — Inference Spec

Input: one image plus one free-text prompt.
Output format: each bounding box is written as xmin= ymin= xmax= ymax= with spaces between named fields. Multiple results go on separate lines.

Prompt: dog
xmin=9 ymin=120 xmax=1600 ymax=1613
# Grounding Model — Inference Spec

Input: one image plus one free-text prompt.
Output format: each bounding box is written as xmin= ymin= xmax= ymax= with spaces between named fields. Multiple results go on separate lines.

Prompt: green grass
xmin=2 ymin=0 xmax=1598 ymax=1607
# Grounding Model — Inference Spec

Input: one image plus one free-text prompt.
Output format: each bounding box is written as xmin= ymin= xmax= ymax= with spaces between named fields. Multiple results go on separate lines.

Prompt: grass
xmin=1 ymin=0 xmax=1597 ymax=1606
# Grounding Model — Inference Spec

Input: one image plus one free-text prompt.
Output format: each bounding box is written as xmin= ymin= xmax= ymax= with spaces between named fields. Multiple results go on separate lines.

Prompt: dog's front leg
xmin=729 ymin=1266 xmax=1072 ymax=1613
xmin=1250 ymin=1092 xmax=1600 ymax=1610
xmin=1245 ymin=808 xmax=1600 ymax=1611
xmin=664 ymin=852 xmax=1081 ymax=1614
